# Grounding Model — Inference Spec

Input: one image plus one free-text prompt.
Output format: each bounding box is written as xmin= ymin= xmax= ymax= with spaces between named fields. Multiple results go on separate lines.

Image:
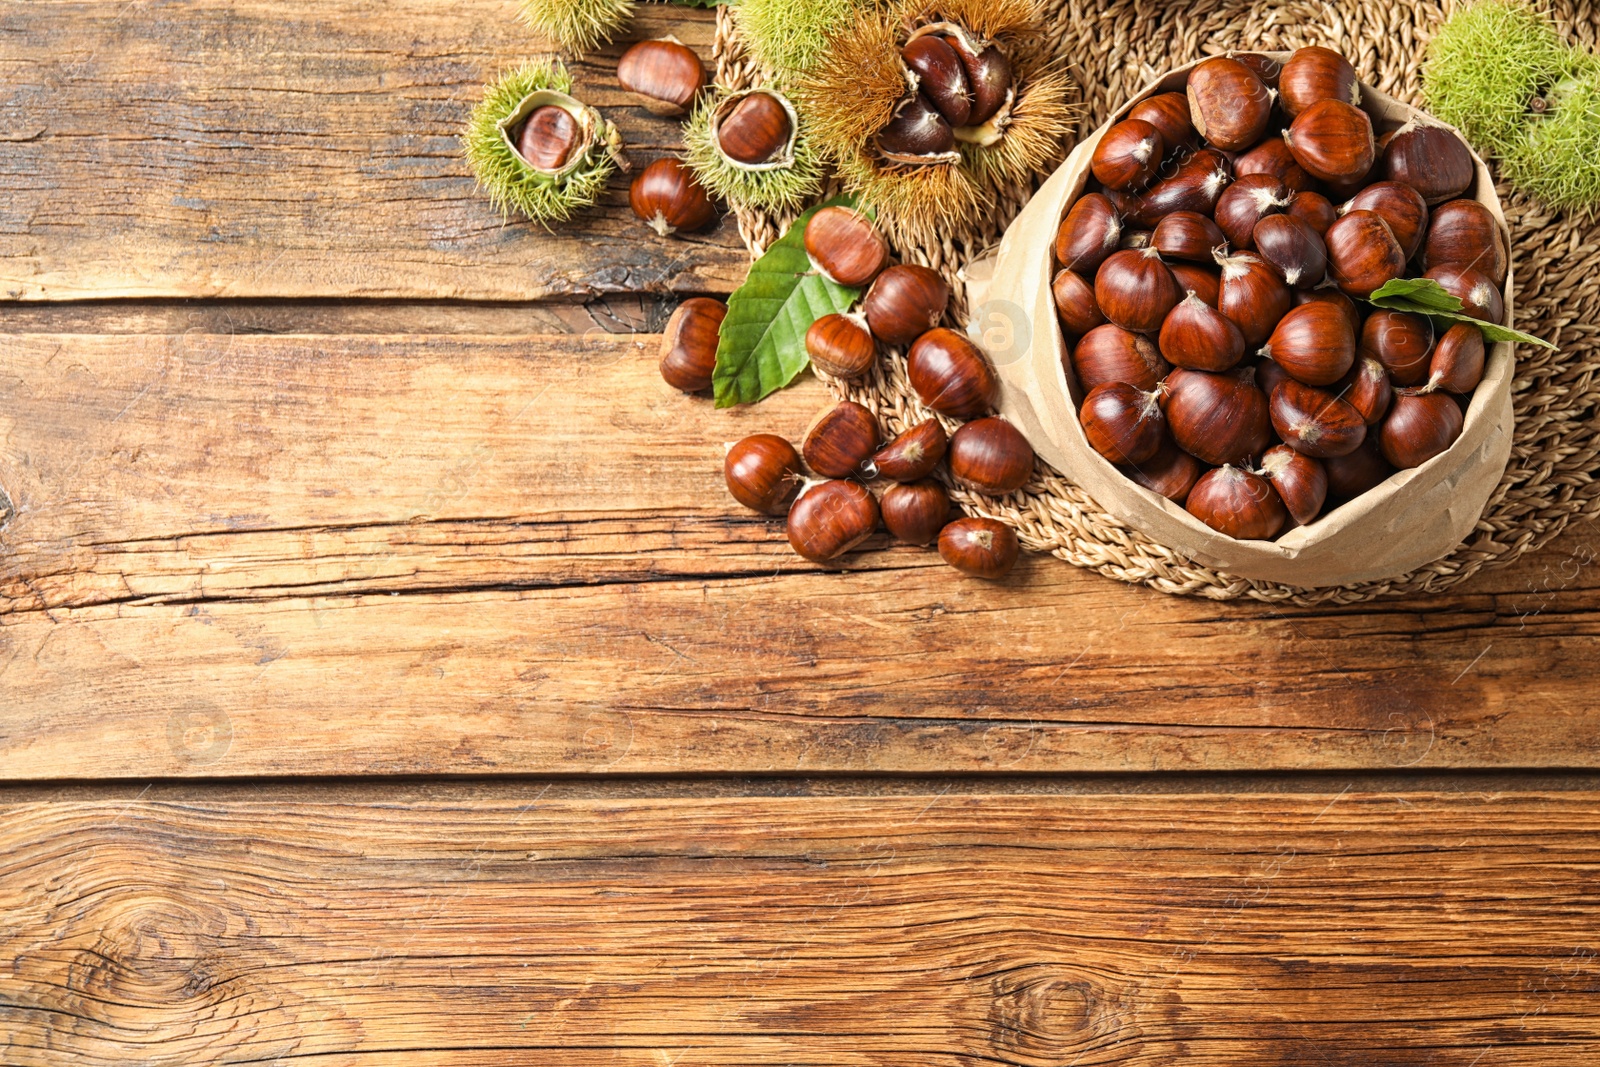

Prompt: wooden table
xmin=2 ymin=4 xmax=1597 ymax=1063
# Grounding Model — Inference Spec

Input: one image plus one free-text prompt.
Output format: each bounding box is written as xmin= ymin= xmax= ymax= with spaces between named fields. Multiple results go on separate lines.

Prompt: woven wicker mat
xmin=713 ymin=1 xmax=1600 ymax=605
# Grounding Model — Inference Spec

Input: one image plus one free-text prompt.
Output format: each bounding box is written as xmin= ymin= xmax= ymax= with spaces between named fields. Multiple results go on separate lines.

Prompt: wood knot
xmin=986 ymin=963 xmax=1134 ymax=1065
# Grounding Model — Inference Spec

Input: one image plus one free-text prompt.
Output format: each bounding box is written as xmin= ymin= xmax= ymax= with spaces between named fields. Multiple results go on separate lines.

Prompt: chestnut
xmin=1159 ymin=290 xmax=1246 ymax=371
xmin=787 ymin=479 xmax=880 ymax=562
xmin=878 ymin=93 xmax=956 ymax=161
xmin=805 ymin=206 xmax=889 ymax=288
xmin=516 ymin=106 xmax=580 ymax=171
xmin=1382 ymin=121 xmax=1475 ymax=204
xmin=1133 ymin=149 xmax=1232 ymax=224
xmin=1254 ymin=355 xmax=1292 ymax=398
xmin=1080 ymin=382 xmax=1165 ymax=464
xmin=1278 ymin=45 xmax=1360 ymax=117
xmin=1072 ymin=324 xmax=1169 ymax=393
xmin=1231 ymin=52 xmax=1283 ymax=89
xmin=1324 ymin=437 xmax=1393 ymax=500
xmin=725 ymin=433 xmax=802 ymax=514
xmin=1054 ymin=193 xmax=1122 ymax=275
xmin=939 ymin=517 xmax=1019 ymax=579
xmin=1427 ymin=322 xmax=1486 ymax=395
xmin=901 ymin=35 xmax=972 ymax=128
xmin=1324 ymin=209 xmax=1405 ymax=297
xmin=617 ymin=38 xmax=705 ymax=117
xmin=1287 ymin=190 xmax=1338 ymax=235
xmin=1425 ymin=264 xmax=1505 ymax=324
xmin=949 ymin=417 xmax=1035 ymax=495
xmin=949 ymin=38 xmax=1012 ymax=127
xmin=1095 ymin=247 xmax=1182 ymax=334
xmin=1120 ymin=229 xmax=1154 ymax=251
xmin=1420 ymin=198 xmax=1509 ymax=284
xmin=1186 ymin=464 xmax=1287 ymax=540
xmin=1336 ymin=356 xmax=1394 ymax=425
xmin=659 ymin=296 xmax=727 ymax=392
xmin=803 ymin=401 xmax=880 ymax=478
xmin=1152 ymin=211 xmax=1228 ymax=263
xmin=1343 ymin=181 xmax=1429 ymax=260
xmin=1269 ymin=378 xmax=1367 ymax=458
xmin=630 ymin=158 xmax=716 ymax=237
xmin=1380 ymin=389 xmax=1463 ymax=468
xmin=1128 ymin=91 xmax=1197 ymax=152
xmin=1214 ymin=174 xmax=1290 ymax=250
xmin=863 ymin=264 xmax=950 ymax=346
xmin=1260 ymin=300 xmax=1355 ymax=386
xmin=1186 ymin=57 xmax=1273 ymax=152
xmin=714 ymin=89 xmax=794 ymax=165
xmin=1293 ymin=287 xmax=1362 ymax=336
xmin=1122 ymin=437 xmax=1205 ymax=504
xmin=1360 ymin=310 xmax=1435 ymax=386
xmin=1235 ymin=137 xmax=1315 ymax=193
xmin=805 ymin=313 xmax=877 ymax=380
xmin=880 ymin=479 xmax=951 ymax=546
xmin=867 ymin=418 xmax=947 ymax=481
xmin=1165 ymin=366 xmax=1273 ymax=466
xmin=1092 ymin=118 xmax=1165 ymax=191
xmin=1215 ymin=251 xmax=1292 ymax=347
xmin=1252 ymin=213 xmax=1328 ymax=288
xmin=1284 ymin=98 xmax=1375 ymax=185
xmin=1258 ymin=444 xmax=1328 ymax=527
xmin=1052 ymin=269 xmax=1106 ymax=338
xmin=908 ymin=327 xmax=996 ymax=417
xmin=1168 ymin=262 xmax=1222 ymax=307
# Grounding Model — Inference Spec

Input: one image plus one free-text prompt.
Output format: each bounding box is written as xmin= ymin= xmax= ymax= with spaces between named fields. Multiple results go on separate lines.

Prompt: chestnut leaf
xmin=1366 ymin=277 xmax=1557 ymax=350
xmin=712 ymin=196 xmax=865 ymax=407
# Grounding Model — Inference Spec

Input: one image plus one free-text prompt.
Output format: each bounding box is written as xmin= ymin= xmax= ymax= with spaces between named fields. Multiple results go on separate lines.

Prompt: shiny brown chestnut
xmin=1054 ymin=193 xmax=1122 ymax=275
xmin=1159 ymin=290 xmax=1246 ymax=371
xmin=866 ymin=418 xmax=948 ymax=481
xmin=908 ymin=327 xmax=996 ymax=417
xmin=939 ymin=516 xmax=1019 ymax=579
xmin=1421 ymin=198 xmax=1509 ymax=283
xmin=1120 ymin=229 xmax=1154 ymax=250
xmin=1095 ymin=247 xmax=1182 ymax=334
xmin=617 ymin=38 xmax=705 ymax=117
xmin=1284 ymin=98 xmax=1374 ymax=185
xmin=1269 ymin=378 xmax=1367 ymax=457
xmin=1254 ymin=355 xmax=1292 ymax=398
xmin=1343 ymin=181 xmax=1429 ymax=260
xmin=1324 ymin=437 xmax=1393 ymax=500
xmin=1425 ymin=264 xmax=1505 ymax=324
xmin=659 ymin=296 xmax=726 ymax=391
xmin=1381 ymin=121 xmax=1475 ymax=204
xmin=1186 ymin=57 xmax=1273 ymax=152
xmin=1071 ymin=324 xmax=1169 ymax=393
xmin=949 ymin=37 xmax=1013 ymax=127
xmin=1092 ymin=119 xmax=1165 ymax=191
xmin=1359 ymin=310 xmax=1435 ymax=386
xmin=1260 ymin=300 xmax=1355 ymax=386
xmin=1165 ymin=366 xmax=1273 ymax=466
xmin=1380 ymin=389 xmax=1463 ymax=469
xmin=1335 ymin=356 xmax=1394 ymax=425
xmin=724 ymin=433 xmax=803 ymax=514
xmin=803 ymin=401 xmax=880 ymax=478
xmin=1122 ymin=437 xmax=1205 ymax=504
xmin=630 ymin=158 xmax=716 ymax=237
xmin=1427 ymin=322 xmax=1486 ymax=395
xmin=1152 ymin=211 xmax=1228 ymax=263
xmin=1324 ymin=209 xmax=1405 ymax=297
xmin=1257 ymin=444 xmax=1327 ymax=527
xmin=1214 ymin=174 xmax=1290 ymax=250
xmin=804 ymin=206 xmax=889 ymax=287
xmin=863 ymin=264 xmax=950 ymax=346
xmin=805 ymin=313 xmax=877 ymax=379
xmin=516 ymin=106 xmax=580 ymax=171
xmin=1128 ymin=91 xmax=1197 ymax=152
xmin=1052 ymin=269 xmax=1106 ymax=338
xmin=1215 ymin=251 xmax=1292 ymax=347
xmin=1293 ymin=287 xmax=1362 ymax=336
xmin=1235 ymin=137 xmax=1315 ymax=193
xmin=1287 ymin=190 xmax=1338 ymax=235
xmin=1131 ymin=149 xmax=1233 ymax=225
xmin=1252 ymin=213 xmax=1328 ymax=288
xmin=787 ymin=479 xmax=880 ymax=562
xmin=1278 ymin=45 xmax=1360 ymax=117
xmin=1231 ymin=52 xmax=1284 ymax=89
xmin=949 ymin=417 xmax=1035 ymax=495
xmin=1186 ymin=464 xmax=1287 ymax=540
xmin=1080 ymin=382 xmax=1166 ymax=465
xmin=716 ymin=89 xmax=794 ymax=165
xmin=880 ymin=479 xmax=950 ymax=546
xmin=877 ymin=94 xmax=955 ymax=161
xmin=1168 ymin=262 xmax=1222 ymax=308
xmin=901 ymin=35 xmax=972 ymax=128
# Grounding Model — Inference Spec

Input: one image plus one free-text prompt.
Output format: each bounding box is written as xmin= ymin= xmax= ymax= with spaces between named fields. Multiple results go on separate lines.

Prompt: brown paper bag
xmin=967 ymin=54 xmax=1514 ymax=588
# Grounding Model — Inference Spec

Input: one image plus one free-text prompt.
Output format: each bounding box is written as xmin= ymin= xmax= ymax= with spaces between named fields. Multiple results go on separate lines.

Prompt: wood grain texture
xmin=0 ymin=0 xmax=747 ymax=301
xmin=2 ymin=791 xmax=1598 ymax=1065
xmin=2 ymin=333 xmax=1599 ymax=778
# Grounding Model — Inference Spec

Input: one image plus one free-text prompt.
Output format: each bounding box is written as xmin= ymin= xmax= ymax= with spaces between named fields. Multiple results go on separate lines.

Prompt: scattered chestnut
xmin=1324 ymin=209 xmax=1405 ymax=297
xmin=1261 ymin=300 xmax=1354 ymax=386
xmin=1380 ymin=389 xmax=1464 ymax=468
xmin=1128 ymin=91 xmax=1197 ymax=152
xmin=1235 ymin=137 xmax=1315 ymax=193
xmin=1425 ymin=263 xmax=1505 ymax=324
xmin=880 ymin=479 xmax=951 ymax=546
xmin=949 ymin=417 xmax=1035 ymax=495
xmin=1186 ymin=464 xmax=1286 ymax=539
xmin=867 ymin=418 xmax=947 ymax=481
xmin=1214 ymin=174 xmax=1290 ymax=250
xmin=951 ymin=38 xmax=1013 ymax=127
xmin=1122 ymin=437 xmax=1205 ymax=504
xmin=805 ymin=313 xmax=877 ymax=379
xmin=1344 ymin=181 xmax=1429 ymax=260
xmin=1421 ymin=198 xmax=1509 ymax=283
xmin=901 ymin=35 xmax=973 ymax=128
xmin=787 ymin=479 xmax=880 ymax=562
xmin=908 ymin=326 xmax=996 ymax=417
xmin=1269 ymin=378 xmax=1367 ymax=458
xmin=725 ymin=433 xmax=802 ymax=514
xmin=630 ymin=157 xmax=716 ymax=237
xmin=1284 ymin=98 xmax=1375 ymax=185
xmin=1252 ymin=213 xmax=1328 ymax=288
xmin=1287 ymin=190 xmax=1338 ymax=235
xmin=1164 ymin=366 xmax=1273 ymax=466
xmin=1092 ymin=118 xmax=1165 ymax=191
xmin=1054 ymin=192 xmax=1122 ymax=275
xmin=1160 ymin=290 xmax=1246 ymax=371
xmin=617 ymin=38 xmax=705 ymax=117
xmin=803 ymin=401 xmax=880 ymax=478
xmin=805 ymin=206 xmax=889 ymax=287
xmin=1258 ymin=444 xmax=1328 ymax=527
xmin=1382 ymin=121 xmax=1475 ymax=204
xmin=1052 ymin=269 xmax=1106 ymax=338
xmin=939 ymin=517 xmax=1019 ymax=579
xmin=1186 ymin=57 xmax=1273 ymax=151
xmin=863 ymin=264 xmax=950 ymax=346
xmin=1427 ymin=322 xmax=1486 ymax=395
xmin=1360 ymin=310 xmax=1435 ymax=386
xmin=1169 ymin=262 xmax=1222 ymax=307
xmin=516 ymin=106 xmax=580 ymax=171
xmin=659 ymin=296 xmax=726 ymax=391
xmin=715 ymin=89 xmax=794 ymax=165
xmin=1278 ymin=45 xmax=1360 ymax=117
xmin=1095 ymin=247 xmax=1182 ymax=334
xmin=1072 ymin=324 xmax=1169 ymax=393
xmin=1133 ymin=149 xmax=1233 ymax=224
xmin=1336 ymin=356 xmax=1394 ymax=425
xmin=1324 ymin=437 xmax=1394 ymax=499
xmin=878 ymin=93 xmax=955 ymax=161
xmin=1215 ymin=251 xmax=1292 ymax=347
xmin=1080 ymin=381 xmax=1166 ymax=464
xmin=1293 ymin=287 xmax=1362 ymax=336
xmin=1152 ymin=211 xmax=1228 ymax=263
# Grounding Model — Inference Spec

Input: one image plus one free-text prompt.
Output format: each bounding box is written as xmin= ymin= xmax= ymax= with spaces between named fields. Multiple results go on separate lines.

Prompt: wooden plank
xmin=0 ymin=1 xmax=748 ymax=301
xmin=2 ymin=331 xmax=1598 ymax=778
xmin=2 ymin=790 xmax=1597 ymax=1065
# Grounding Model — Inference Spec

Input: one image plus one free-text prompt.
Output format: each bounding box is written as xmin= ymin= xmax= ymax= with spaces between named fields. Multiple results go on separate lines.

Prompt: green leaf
xmin=713 ymin=196 xmax=864 ymax=407
xmin=1366 ymin=277 xmax=1558 ymax=350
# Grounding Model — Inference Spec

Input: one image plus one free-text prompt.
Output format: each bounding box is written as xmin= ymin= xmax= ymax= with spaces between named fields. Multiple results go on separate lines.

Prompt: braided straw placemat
xmin=713 ymin=1 xmax=1600 ymax=604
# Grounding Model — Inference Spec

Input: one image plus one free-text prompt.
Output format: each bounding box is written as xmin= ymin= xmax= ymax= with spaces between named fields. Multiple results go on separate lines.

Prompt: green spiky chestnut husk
xmin=463 ymin=62 xmax=626 ymax=225
xmin=683 ymin=87 xmax=824 ymax=214
xmin=1503 ymin=56 xmax=1600 ymax=213
xmin=734 ymin=0 xmax=868 ymax=82
xmin=518 ymin=0 xmax=635 ymax=55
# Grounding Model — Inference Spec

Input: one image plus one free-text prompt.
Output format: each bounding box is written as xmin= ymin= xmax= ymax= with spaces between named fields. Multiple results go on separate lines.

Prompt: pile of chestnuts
xmin=1055 ymin=45 xmax=1508 ymax=541
xmin=880 ymin=26 xmax=1014 ymax=162
xmin=663 ymin=205 xmax=1037 ymax=579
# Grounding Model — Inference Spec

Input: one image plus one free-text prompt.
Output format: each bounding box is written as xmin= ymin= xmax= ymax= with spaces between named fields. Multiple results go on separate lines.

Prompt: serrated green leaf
xmin=1366 ymin=277 xmax=1558 ymax=350
xmin=712 ymin=196 xmax=864 ymax=407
